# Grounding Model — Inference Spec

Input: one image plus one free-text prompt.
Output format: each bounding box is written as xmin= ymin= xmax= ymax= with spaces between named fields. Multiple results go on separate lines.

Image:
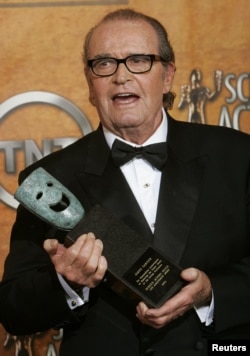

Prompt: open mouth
xmin=112 ymin=93 xmax=139 ymax=103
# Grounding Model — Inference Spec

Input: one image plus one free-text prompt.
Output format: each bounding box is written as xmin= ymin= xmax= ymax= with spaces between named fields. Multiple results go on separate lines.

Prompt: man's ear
xmin=163 ymin=62 xmax=176 ymax=94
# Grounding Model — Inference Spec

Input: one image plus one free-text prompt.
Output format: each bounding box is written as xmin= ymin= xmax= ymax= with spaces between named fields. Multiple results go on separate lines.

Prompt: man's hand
xmin=43 ymin=232 xmax=108 ymax=288
xmin=136 ymin=267 xmax=212 ymax=329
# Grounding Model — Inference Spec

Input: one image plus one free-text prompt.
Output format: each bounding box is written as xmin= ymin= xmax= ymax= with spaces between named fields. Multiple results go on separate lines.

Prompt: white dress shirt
xmin=59 ymin=109 xmax=213 ymax=325
xmin=104 ymin=111 xmax=168 ymax=234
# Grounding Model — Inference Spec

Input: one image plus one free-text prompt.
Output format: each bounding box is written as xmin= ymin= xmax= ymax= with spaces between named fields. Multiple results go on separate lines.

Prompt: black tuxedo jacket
xmin=1 ymin=115 xmax=250 ymax=356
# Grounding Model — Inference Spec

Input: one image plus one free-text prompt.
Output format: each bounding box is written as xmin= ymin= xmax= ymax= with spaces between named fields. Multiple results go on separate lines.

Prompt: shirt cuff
xmin=57 ymin=273 xmax=90 ymax=310
xmin=194 ymin=291 xmax=214 ymax=326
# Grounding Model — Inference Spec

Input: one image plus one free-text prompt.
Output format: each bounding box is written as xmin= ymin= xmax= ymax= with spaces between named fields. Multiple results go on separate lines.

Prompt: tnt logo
xmin=0 ymin=91 xmax=92 ymax=208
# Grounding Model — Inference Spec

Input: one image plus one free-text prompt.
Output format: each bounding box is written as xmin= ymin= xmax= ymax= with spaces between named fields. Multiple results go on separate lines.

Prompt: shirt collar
xmin=103 ymin=109 xmax=168 ymax=149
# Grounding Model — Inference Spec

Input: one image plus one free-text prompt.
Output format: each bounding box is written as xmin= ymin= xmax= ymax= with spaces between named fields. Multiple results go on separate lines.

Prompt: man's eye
xmin=95 ymin=59 xmax=113 ymax=68
xmin=131 ymin=56 xmax=149 ymax=64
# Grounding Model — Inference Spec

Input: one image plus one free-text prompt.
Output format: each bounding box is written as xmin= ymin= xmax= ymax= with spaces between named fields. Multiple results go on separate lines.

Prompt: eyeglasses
xmin=87 ymin=54 xmax=166 ymax=77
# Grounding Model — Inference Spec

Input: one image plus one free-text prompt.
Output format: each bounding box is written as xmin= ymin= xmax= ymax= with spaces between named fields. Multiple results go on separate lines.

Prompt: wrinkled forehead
xmin=88 ymin=18 xmax=159 ymax=57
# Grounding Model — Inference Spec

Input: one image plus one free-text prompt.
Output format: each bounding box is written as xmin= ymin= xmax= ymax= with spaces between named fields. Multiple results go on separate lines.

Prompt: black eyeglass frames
xmin=87 ymin=54 xmax=166 ymax=77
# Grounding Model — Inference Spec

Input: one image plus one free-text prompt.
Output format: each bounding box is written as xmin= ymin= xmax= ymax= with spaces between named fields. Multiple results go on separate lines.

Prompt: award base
xmin=65 ymin=205 xmax=185 ymax=308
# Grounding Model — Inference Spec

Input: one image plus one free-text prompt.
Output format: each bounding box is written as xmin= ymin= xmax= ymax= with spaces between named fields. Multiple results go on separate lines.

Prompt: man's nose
xmin=112 ymin=62 xmax=131 ymax=83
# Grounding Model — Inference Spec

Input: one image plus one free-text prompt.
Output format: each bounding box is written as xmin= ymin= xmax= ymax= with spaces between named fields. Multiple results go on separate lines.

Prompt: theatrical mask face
xmin=14 ymin=168 xmax=84 ymax=230
xmin=85 ymin=19 xmax=175 ymax=143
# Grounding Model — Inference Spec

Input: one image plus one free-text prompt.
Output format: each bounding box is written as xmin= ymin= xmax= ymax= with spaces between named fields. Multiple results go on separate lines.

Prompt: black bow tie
xmin=111 ymin=139 xmax=167 ymax=170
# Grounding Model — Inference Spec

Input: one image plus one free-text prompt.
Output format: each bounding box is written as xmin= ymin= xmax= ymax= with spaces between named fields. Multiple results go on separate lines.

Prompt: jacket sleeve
xmin=208 ymin=164 xmax=250 ymax=335
xmin=0 ymin=204 xmax=87 ymax=335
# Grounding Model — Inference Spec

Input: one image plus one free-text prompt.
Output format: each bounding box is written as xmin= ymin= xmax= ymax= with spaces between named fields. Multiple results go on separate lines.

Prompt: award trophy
xmin=14 ymin=167 xmax=185 ymax=308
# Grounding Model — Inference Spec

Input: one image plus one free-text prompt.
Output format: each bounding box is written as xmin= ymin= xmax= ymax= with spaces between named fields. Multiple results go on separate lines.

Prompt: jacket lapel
xmin=153 ymin=117 xmax=207 ymax=263
xmin=75 ymin=126 xmax=154 ymax=243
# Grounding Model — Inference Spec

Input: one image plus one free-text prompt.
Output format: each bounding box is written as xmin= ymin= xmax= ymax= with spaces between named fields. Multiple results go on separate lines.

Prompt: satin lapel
xmin=75 ymin=127 xmax=153 ymax=243
xmin=153 ymin=117 xmax=207 ymax=263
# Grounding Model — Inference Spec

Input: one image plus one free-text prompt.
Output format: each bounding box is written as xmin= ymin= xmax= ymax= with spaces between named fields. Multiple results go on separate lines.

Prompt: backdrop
xmin=0 ymin=0 xmax=249 ymax=354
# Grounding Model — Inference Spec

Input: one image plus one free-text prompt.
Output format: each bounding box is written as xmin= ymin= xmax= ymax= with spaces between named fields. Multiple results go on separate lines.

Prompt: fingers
xmin=94 ymin=255 xmax=108 ymax=283
xmin=44 ymin=233 xmax=108 ymax=288
xmin=136 ymin=302 xmax=149 ymax=317
xmin=66 ymin=233 xmax=105 ymax=273
xmin=136 ymin=268 xmax=212 ymax=329
xmin=136 ymin=298 xmax=187 ymax=329
xmin=65 ymin=233 xmax=96 ymax=266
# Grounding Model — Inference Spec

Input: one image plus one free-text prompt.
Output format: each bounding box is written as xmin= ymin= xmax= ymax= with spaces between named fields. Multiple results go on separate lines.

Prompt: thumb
xmin=181 ymin=267 xmax=199 ymax=283
xmin=43 ymin=239 xmax=59 ymax=256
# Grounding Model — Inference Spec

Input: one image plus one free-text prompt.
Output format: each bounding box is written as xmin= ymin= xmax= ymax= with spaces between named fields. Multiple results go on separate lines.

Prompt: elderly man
xmin=1 ymin=8 xmax=250 ymax=356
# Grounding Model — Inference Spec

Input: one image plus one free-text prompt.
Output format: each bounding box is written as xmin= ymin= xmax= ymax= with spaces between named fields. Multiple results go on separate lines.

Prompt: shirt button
xmin=144 ymin=183 xmax=150 ymax=188
xmin=151 ymin=223 xmax=155 ymax=228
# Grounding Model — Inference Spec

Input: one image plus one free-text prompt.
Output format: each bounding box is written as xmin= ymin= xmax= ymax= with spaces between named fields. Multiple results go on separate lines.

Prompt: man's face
xmin=86 ymin=19 xmax=174 ymax=143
